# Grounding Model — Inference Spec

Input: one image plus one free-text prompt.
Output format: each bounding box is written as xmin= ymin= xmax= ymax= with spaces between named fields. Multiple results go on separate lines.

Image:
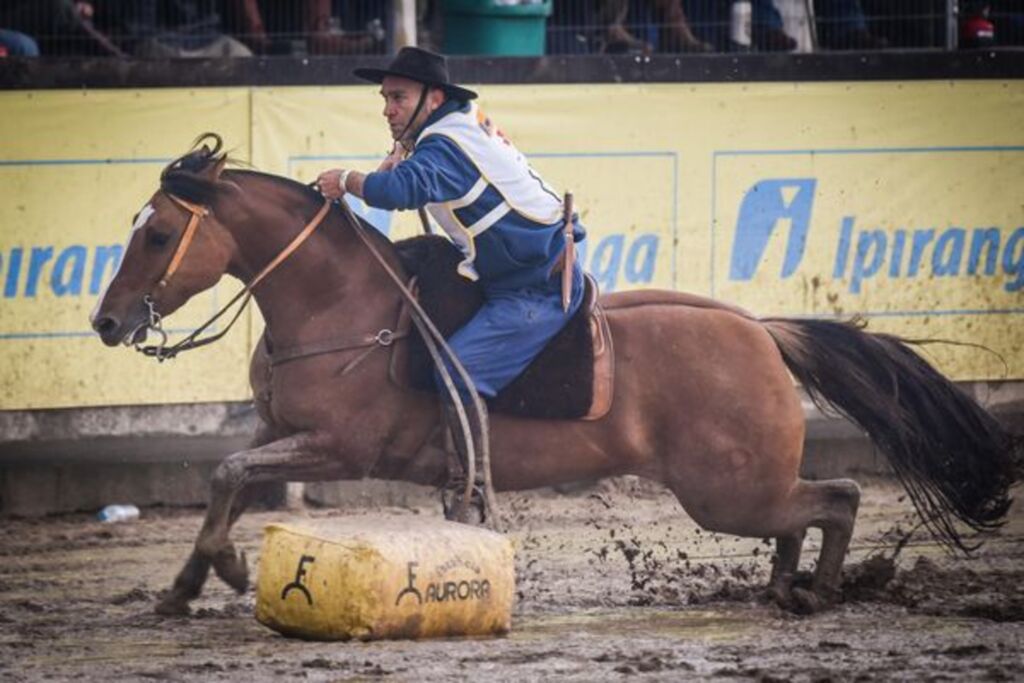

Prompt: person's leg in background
xmin=595 ymin=0 xmax=652 ymax=53
xmin=547 ymin=0 xmax=591 ymax=54
xmin=751 ymin=0 xmax=798 ymax=50
xmin=815 ymin=0 xmax=886 ymax=48
xmin=649 ymin=0 xmax=713 ymax=52
xmin=991 ymin=0 xmax=1024 ymax=45
xmin=682 ymin=0 xmax=730 ymax=51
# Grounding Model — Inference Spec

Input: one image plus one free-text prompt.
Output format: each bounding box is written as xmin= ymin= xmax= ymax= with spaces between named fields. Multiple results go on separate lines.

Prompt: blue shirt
xmin=363 ymin=100 xmax=584 ymax=291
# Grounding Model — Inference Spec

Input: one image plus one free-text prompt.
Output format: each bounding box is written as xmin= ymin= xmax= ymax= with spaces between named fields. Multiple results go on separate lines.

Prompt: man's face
xmin=380 ymin=75 xmax=445 ymax=144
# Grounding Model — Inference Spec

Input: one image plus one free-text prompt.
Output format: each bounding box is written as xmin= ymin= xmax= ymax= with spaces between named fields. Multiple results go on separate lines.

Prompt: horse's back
xmin=600 ymin=287 xmax=790 ymax=388
xmin=600 ymin=288 xmax=755 ymax=320
xmin=599 ymin=286 xmax=804 ymax=451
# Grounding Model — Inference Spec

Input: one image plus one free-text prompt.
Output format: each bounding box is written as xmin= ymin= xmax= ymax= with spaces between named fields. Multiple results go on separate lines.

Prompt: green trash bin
xmin=443 ymin=0 xmax=553 ymax=57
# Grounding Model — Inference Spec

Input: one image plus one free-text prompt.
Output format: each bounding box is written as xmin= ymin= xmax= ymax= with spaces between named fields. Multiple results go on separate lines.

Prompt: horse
xmin=91 ymin=135 xmax=1018 ymax=616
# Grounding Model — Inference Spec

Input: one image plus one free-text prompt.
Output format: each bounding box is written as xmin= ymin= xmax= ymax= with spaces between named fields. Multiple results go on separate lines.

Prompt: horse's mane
xmin=162 ymin=132 xmax=399 ymax=262
xmin=160 ymin=133 xmax=232 ymax=205
xmin=160 ymin=132 xmax=322 ymax=208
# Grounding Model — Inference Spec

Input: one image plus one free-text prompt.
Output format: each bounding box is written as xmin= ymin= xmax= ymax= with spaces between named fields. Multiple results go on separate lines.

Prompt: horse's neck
xmin=223 ymin=176 xmax=405 ymax=348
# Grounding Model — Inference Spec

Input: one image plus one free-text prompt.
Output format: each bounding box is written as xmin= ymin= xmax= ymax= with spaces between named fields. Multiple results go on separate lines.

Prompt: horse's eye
xmin=147 ymin=230 xmax=172 ymax=248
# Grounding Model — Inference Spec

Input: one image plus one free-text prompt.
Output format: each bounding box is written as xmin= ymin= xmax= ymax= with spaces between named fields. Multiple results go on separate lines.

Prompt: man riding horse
xmin=317 ymin=47 xmax=586 ymax=522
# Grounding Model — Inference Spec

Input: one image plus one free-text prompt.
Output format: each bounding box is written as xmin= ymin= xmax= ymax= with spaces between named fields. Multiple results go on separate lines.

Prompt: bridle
xmin=132 ymin=192 xmax=330 ymax=361
xmin=132 ymin=187 xmax=500 ymax=526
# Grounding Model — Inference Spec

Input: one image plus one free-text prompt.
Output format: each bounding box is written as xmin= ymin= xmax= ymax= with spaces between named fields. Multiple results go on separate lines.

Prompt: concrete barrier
xmin=1 ymin=381 xmax=1021 ymax=516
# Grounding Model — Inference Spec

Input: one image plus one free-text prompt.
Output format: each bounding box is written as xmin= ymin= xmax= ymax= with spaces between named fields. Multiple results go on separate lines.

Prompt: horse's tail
xmin=762 ymin=317 xmax=1018 ymax=553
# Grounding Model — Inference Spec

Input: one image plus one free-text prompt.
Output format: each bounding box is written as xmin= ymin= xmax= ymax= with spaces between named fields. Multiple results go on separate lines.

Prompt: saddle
xmin=392 ymin=236 xmax=614 ymax=421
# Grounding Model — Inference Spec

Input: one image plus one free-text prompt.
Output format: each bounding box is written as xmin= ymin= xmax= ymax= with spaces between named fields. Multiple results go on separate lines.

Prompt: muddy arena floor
xmin=1 ymin=476 xmax=1022 ymax=682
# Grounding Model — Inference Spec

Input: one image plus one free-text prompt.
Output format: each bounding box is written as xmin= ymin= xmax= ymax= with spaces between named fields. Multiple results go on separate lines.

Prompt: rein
xmin=333 ymin=198 xmax=501 ymax=528
xmin=135 ymin=186 xmax=500 ymax=526
xmin=135 ymin=193 xmax=330 ymax=361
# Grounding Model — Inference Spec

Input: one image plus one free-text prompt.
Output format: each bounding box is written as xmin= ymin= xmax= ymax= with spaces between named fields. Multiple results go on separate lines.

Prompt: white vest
xmin=416 ymin=103 xmax=563 ymax=280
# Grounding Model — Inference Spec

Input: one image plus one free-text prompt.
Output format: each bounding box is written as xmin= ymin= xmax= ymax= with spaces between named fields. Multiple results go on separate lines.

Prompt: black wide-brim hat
xmin=353 ymin=46 xmax=478 ymax=101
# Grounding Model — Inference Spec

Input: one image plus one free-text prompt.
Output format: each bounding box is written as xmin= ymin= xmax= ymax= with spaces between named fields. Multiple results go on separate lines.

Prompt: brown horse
xmin=91 ymin=136 xmax=1018 ymax=616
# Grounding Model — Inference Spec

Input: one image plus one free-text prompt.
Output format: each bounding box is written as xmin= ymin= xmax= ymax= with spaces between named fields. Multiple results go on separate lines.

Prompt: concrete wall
xmin=0 ymin=403 xmax=258 ymax=515
xmin=1 ymin=381 xmax=1021 ymax=516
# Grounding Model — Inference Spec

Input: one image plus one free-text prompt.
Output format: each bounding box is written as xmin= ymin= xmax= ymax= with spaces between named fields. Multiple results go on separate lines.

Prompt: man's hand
xmin=316 ymin=169 xmax=347 ymax=200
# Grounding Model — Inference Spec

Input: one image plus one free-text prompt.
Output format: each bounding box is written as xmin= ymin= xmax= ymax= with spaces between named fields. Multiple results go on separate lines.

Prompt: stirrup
xmin=441 ymin=478 xmax=486 ymax=525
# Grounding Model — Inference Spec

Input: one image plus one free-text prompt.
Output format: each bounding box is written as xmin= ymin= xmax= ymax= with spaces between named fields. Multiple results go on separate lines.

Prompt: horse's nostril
xmin=93 ymin=316 xmax=119 ymax=336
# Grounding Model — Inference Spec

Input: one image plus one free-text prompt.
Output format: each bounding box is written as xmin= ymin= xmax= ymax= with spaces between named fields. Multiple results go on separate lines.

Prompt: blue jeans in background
xmin=0 ymin=29 xmax=39 ymax=56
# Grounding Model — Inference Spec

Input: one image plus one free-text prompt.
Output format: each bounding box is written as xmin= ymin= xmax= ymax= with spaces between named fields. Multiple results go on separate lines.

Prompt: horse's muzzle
xmin=92 ymin=314 xmax=122 ymax=346
xmin=92 ymin=313 xmax=147 ymax=347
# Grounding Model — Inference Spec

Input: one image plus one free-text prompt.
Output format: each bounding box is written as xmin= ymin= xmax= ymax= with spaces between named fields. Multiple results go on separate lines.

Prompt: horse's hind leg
xmin=767 ymin=530 xmax=805 ymax=608
xmin=780 ymin=479 xmax=861 ymax=613
xmin=155 ymin=431 xmax=337 ymax=615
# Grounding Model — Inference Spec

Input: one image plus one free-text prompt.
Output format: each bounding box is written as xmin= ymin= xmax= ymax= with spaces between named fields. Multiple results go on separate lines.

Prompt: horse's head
xmin=91 ymin=134 xmax=237 ymax=347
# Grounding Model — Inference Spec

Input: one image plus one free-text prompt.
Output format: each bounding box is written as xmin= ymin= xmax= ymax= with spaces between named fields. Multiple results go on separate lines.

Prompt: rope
xmin=336 ymin=198 xmax=502 ymax=529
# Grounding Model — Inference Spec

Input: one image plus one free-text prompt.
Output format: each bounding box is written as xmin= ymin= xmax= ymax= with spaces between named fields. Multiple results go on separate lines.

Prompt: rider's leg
xmin=440 ymin=394 xmax=489 ymax=524
xmin=436 ymin=276 xmax=584 ymax=522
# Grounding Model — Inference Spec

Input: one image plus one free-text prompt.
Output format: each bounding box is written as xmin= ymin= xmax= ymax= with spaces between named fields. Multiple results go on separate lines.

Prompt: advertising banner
xmin=0 ymin=89 xmax=252 ymax=409
xmin=1 ymin=81 xmax=1020 ymax=409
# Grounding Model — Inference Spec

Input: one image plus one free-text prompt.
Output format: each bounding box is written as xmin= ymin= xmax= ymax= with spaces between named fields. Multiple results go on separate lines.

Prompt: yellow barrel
xmin=255 ymin=516 xmax=515 ymax=641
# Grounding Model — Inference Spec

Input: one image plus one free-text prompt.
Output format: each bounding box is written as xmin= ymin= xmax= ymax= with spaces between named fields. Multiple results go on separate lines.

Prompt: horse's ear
xmin=210 ymin=156 xmax=228 ymax=180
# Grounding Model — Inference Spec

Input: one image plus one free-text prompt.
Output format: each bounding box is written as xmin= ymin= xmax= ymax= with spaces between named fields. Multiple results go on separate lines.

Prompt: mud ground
xmin=1 ymin=475 xmax=1022 ymax=682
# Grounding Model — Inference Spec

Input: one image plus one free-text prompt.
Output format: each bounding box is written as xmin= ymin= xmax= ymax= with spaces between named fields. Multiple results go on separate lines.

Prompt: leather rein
xmin=135 ymin=193 xmax=347 ymax=361
xmin=134 ymin=189 xmax=499 ymax=526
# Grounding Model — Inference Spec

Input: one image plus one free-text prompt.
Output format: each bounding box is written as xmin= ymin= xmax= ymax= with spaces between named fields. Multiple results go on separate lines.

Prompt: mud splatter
xmin=0 ymin=478 xmax=1021 ymax=681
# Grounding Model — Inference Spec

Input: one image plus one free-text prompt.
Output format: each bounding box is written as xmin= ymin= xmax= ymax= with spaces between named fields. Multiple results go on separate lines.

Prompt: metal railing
xmin=0 ymin=0 xmax=391 ymax=58
xmin=548 ymin=0 xmax=1014 ymax=54
xmin=0 ymin=1 xmax=1019 ymax=58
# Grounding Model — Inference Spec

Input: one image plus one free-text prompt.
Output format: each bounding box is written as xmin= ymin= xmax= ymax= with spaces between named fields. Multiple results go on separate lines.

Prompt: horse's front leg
xmin=155 ymin=431 xmax=339 ymax=616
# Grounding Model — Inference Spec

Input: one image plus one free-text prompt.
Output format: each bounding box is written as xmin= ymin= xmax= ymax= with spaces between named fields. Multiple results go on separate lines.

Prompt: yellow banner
xmin=0 ymin=89 xmax=252 ymax=409
xmin=1 ymin=81 xmax=1021 ymax=409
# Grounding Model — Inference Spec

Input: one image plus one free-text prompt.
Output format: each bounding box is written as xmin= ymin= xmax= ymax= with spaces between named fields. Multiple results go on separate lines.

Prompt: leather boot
xmin=440 ymin=399 xmax=488 ymax=525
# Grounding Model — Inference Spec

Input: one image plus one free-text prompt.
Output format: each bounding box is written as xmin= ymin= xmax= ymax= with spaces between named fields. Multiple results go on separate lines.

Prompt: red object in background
xmin=961 ymin=14 xmax=996 ymax=47
xmin=0 ymin=46 xmax=8 ymax=58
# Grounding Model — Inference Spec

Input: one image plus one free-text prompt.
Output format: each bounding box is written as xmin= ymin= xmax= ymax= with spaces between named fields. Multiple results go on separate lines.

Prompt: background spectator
xmin=860 ymin=0 xmax=943 ymax=48
xmin=1 ymin=0 xmax=124 ymax=56
xmin=643 ymin=0 xmax=714 ymax=52
xmin=751 ymin=0 xmax=798 ymax=50
xmin=960 ymin=0 xmax=996 ymax=46
xmin=0 ymin=28 xmax=40 ymax=56
xmin=549 ymin=0 xmax=711 ymax=54
xmin=103 ymin=0 xmax=252 ymax=58
xmin=547 ymin=0 xmax=649 ymax=54
xmin=815 ymin=0 xmax=887 ymax=48
xmin=991 ymin=0 xmax=1024 ymax=44
xmin=680 ymin=0 xmax=797 ymax=52
xmin=224 ymin=0 xmax=384 ymax=55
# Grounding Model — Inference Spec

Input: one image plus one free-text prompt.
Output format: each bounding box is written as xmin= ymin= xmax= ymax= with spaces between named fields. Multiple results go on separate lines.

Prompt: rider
xmin=317 ymin=46 xmax=586 ymax=522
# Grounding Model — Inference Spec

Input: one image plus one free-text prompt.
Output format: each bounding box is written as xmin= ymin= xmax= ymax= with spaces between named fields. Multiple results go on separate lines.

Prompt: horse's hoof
xmin=485 ymin=513 xmax=507 ymax=534
xmin=213 ymin=547 xmax=249 ymax=594
xmin=791 ymin=586 xmax=837 ymax=615
xmin=766 ymin=583 xmax=794 ymax=610
xmin=154 ymin=595 xmax=191 ymax=616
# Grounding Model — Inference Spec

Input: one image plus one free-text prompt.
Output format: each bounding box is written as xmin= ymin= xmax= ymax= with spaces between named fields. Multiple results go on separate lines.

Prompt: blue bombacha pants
xmin=439 ymin=265 xmax=585 ymax=400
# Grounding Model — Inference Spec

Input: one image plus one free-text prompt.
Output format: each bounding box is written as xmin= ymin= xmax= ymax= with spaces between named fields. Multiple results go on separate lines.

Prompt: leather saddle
xmin=392 ymin=235 xmax=613 ymax=421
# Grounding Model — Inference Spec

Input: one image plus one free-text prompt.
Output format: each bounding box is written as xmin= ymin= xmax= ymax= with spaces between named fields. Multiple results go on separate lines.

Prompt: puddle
xmin=514 ymin=607 xmax=758 ymax=642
